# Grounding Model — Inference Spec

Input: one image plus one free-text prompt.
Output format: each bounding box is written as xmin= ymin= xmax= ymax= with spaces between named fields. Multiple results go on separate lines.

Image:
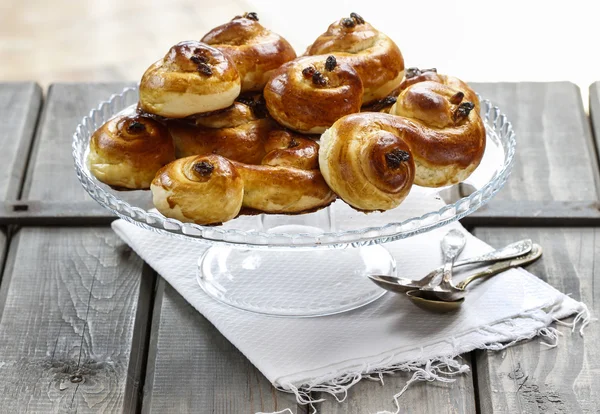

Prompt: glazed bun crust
xmin=151 ymin=154 xmax=335 ymax=225
xmin=320 ymin=81 xmax=486 ymax=209
xmin=167 ymin=99 xmax=319 ymax=169
xmin=234 ymin=162 xmax=336 ymax=214
xmin=306 ymin=14 xmax=404 ymax=104
xmin=202 ymin=13 xmax=297 ymax=92
xmin=319 ymin=113 xmax=415 ymax=211
xmin=151 ymin=155 xmax=244 ymax=225
xmin=88 ymin=109 xmax=175 ymax=189
xmin=389 ymin=80 xmax=485 ymax=187
xmin=139 ymin=41 xmax=241 ymax=118
xmin=264 ymin=55 xmax=363 ymax=134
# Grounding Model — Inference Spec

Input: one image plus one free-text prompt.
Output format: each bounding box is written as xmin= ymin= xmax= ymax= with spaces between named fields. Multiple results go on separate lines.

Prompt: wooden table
xmin=0 ymin=81 xmax=598 ymax=413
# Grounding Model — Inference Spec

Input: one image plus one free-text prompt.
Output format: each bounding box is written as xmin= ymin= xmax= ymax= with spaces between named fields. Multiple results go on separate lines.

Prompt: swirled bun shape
xmin=264 ymin=55 xmax=363 ymax=134
xmin=389 ymin=77 xmax=485 ymax=187
xmin=320 ymin=78 xmax=486 ymax=209
xmin=319 ymin=113 xmax=415 ymax=211
xmin=139 ymin=41 xmax=241 ymax=118
xmin=88 ymin=111 xmax=175 ymax=189
xmin=167 ymin=96 xmax=319 ymax=169
xmin=305 ymin=13 xmax=404 ymax=104
xmin=201 ymin=12 xmax=297 ymax=92
xmin=152 ymin=155 xmax=336 ymax=225
xmin=151 ymin=155 xmax=244 ymax=224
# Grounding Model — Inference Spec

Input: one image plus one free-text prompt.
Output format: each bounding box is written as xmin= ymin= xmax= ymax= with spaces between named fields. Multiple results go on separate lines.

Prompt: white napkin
xmin=112 ymin=219 xmax=589 ymax=413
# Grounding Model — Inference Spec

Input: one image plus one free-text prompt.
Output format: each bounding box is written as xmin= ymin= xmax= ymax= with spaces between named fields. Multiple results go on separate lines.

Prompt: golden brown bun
xmin=152 ymin=155 xmax=244 ymax=224
xmin=259 ymin=129 xmax=319 ymax=170
xmin=386 ymin=79 xmax=485 ymax=187
xmin=166 ymin=98 xmax=319 ymax=169
xmin=152 ymin=155 xmax=336 ymax=225
xmin=305 ymin=13 xmax=404 ymax=104
xmin=319 ymin=113 xmax=415 ymax=211
xmin=234 ymin=162 xmax=335 ymax=214
xmin=399 ymin=68 xmax=480 ymax=113
xmin=88 ymin=110 xmax=175 ymax=189
xmin=139 ymin=41 xmax=241 ymax=118
xmin=201 ymin=13 xmax=297 ymax=92
xmin=263 ymin=55 xmax=363 ymax=134
xmin=390 ymin=81 xmax=486 ymax=187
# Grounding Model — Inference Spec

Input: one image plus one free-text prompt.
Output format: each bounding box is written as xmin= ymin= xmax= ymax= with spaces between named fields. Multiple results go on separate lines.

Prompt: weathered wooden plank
xmin=462 ymin=200 xmax=600 ymax=227
xmin=0 ymin=82 xmax=155 ymax=412
xmin=589 ymin=82 xmax=600 ymax=162
xmin=143 ymin=279 xmax=306 ymax=414
xmin=471 ymin=82 xmax=599 ymax=204
xmin=315 ymin=356 xmax=476 ymax=413
xmin=473 ymin=227 xmax=599 ymax=414
xmin=2 ymin=200 xmax=600 ymax=227
xmin=0 ymin=82 xmax=42 ymax=201
xmin=0 ymin=227 xmax=154 ymax=412
xmin=0 ymin=200 xmax=116 ymax=225
xmin=22 ymin=82 xmax=133 ymax=202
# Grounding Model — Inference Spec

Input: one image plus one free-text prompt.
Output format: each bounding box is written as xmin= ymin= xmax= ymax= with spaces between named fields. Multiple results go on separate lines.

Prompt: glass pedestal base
xmin=197 ymin=244 xmax=394 ymax=317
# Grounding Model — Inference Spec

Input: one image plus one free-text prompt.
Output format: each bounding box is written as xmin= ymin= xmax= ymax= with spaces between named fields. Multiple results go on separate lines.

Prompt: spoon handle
xmin=455 ymin=262 xmax=508 ymax=290
xmin=456 ymin=244 xmax=543 ymax=290
xmin=423 ymin=239 xmax=532 ymax=287
xmin=453 ymin=239 xmax=532 ymax=268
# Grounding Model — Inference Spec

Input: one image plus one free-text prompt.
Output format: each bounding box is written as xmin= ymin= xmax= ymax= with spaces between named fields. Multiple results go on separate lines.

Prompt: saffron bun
xmin=167 ymin=97 xmax=319 ymax=170
xmin=88 ymin=110 xmax=175 ymax=189
xmin=201 ymin=12 xmax=297 ymax=92
xmin=151 ymin=154 xmax=336 ymax=225
xmin=263 ymin=54 xmax=363 ymax=134
xmin=321 ymin=80 xmax=485 ymax=208
xmin=151 ymin=155 xmax=244 ymax=225
xmin=389 ymin=79 xmax=485 ymax=187
xmin=319 ymin=113 xmax=415 ymax=211
xmin=305 ymin=13 xmax=404 ymax=104
xmin=139 ymin=41 xmax=241 ymax=118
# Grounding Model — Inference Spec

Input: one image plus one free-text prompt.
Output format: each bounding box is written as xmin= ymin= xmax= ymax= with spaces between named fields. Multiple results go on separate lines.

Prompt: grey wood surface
xmin=143 ymin=279 xmax=306 ymax=414
xmin=462 ymin=200 xmax=600 ymax=226
xmin=0 ymin=200 xmax=118 ymax=225
xmin=470 ymin=82 xmax=600 ymax=204
xmin=0 ymin=81 xmax=597 ymax=414
xmin=473 ymin=227 xmax=599 ymax=414
xmin=0 ymin=227 xmax=154 ymax=413
xmin=0 ymin=83 xmax=155 ymax=413
xmin=22 ymin=83 xmax=132 ymax=201
xmin=0 ymin=82 xmax=42 ymax=201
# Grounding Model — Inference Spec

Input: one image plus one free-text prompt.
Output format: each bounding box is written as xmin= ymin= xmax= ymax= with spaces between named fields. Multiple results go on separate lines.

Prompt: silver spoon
xmin=406 ymin=244 xmax=543 ymax=312
xmin=422 ymin=243 xmax=543 ymax=301
xmin=369 ymin=239 xmax=533 ymax=294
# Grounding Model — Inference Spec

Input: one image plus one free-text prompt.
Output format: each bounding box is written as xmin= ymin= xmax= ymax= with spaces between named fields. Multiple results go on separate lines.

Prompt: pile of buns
xmin=88 ymin=12 xmax=486 ymax=225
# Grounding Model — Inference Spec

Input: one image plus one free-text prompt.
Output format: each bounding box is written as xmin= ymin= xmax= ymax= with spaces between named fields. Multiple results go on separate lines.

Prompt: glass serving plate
xmin=73 ymin=87 xmax=516 ymax=317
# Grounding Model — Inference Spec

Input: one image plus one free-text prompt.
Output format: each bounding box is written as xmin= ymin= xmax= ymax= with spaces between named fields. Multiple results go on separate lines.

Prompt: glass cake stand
xmin=73 ymin=87 xmax=516 ymax=317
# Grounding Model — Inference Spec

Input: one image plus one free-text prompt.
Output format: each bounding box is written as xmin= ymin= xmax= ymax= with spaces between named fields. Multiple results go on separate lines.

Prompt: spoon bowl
xmin=406 ymin=290 xmax=464 ymax=312
xmin=406 ymin=244 xmax=543 ymax=312
xmin=369 ymin=239 xmax=533 ymax=294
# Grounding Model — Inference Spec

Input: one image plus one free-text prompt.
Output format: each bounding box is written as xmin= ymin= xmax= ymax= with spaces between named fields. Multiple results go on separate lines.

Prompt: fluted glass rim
xmin=73 ymin=86 xmax=516 ymax=249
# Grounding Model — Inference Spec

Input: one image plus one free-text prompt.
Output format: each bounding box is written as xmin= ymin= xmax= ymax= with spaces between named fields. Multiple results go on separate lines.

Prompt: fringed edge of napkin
xmin=266 ymin=300 xmax=592 ymax=414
